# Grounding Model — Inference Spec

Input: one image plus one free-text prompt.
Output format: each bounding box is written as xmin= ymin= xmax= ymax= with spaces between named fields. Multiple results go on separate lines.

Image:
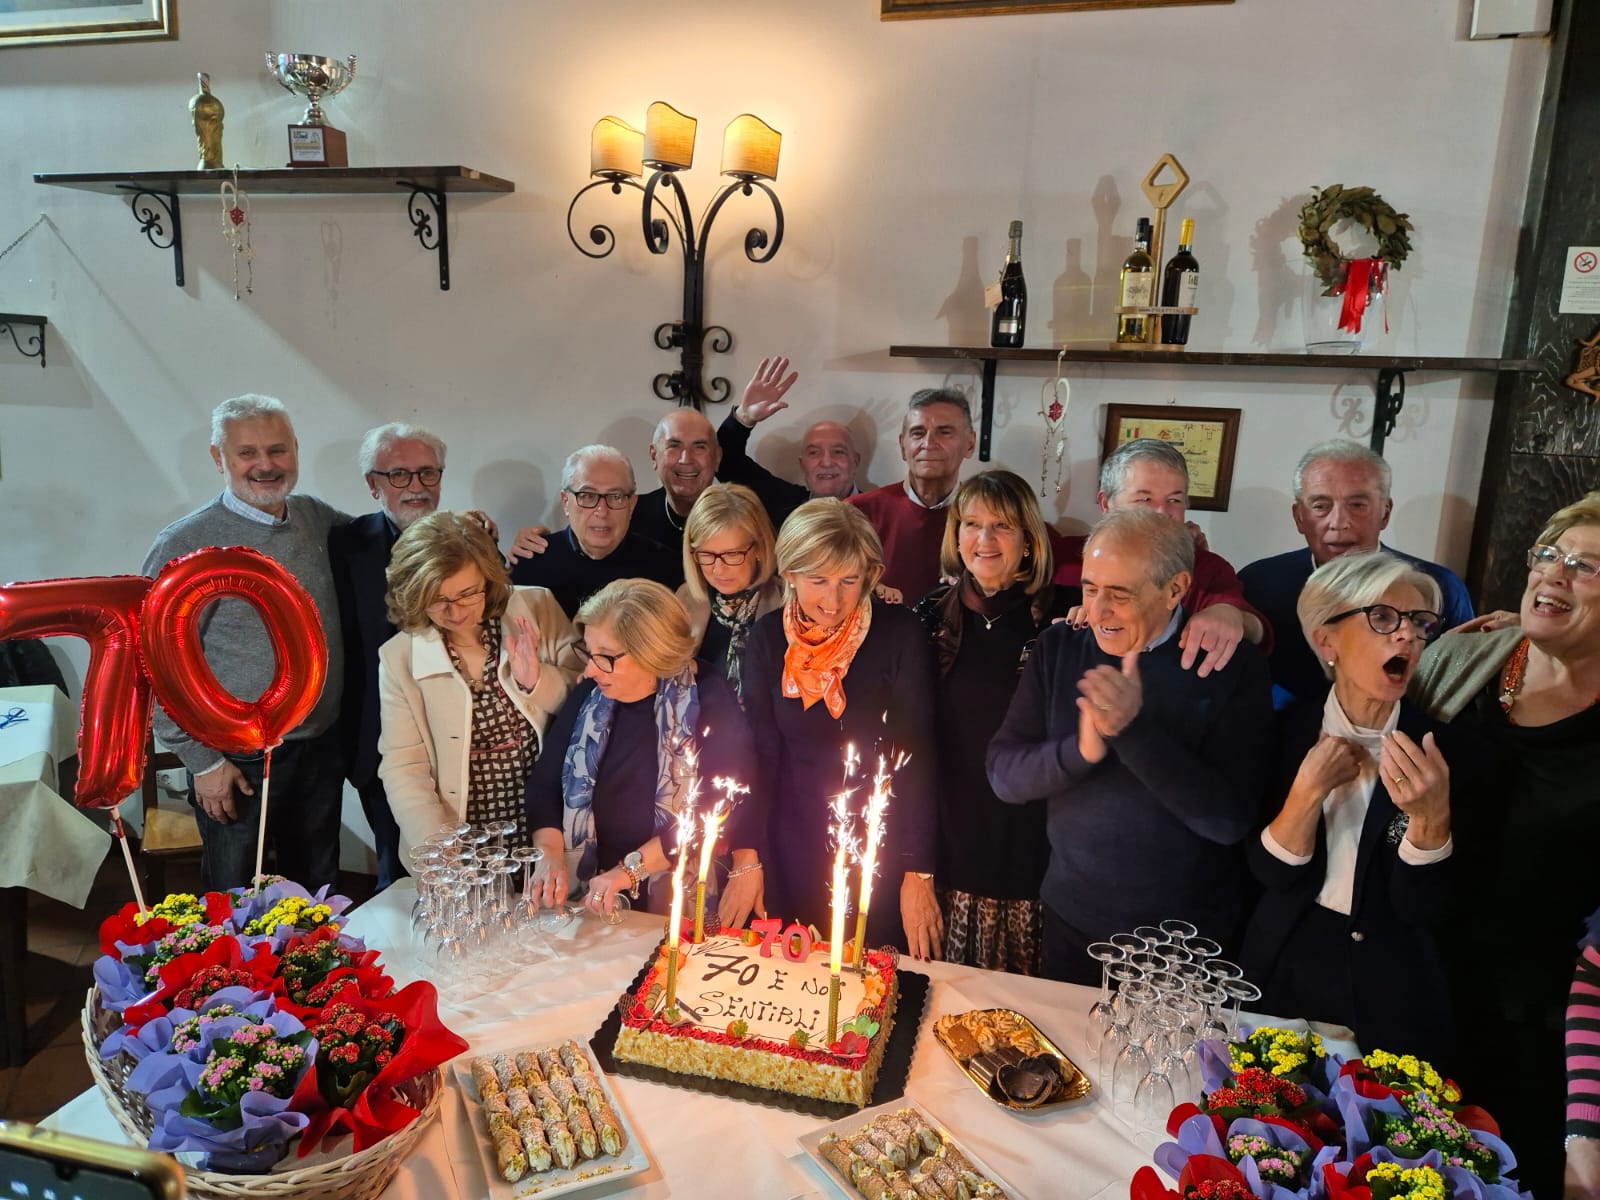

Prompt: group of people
xmin=140 ymin=360 xmax=1600 ymax=1197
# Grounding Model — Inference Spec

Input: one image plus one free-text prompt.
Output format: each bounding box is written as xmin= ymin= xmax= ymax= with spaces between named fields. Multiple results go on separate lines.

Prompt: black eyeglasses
xmin=1528 ymin=543 xmax=1600 ymax=582
xmin=567 ymin=489 xmax=634 ymax=510
xmin=574 ymin=642 xmax=629 ymax=672
xmin=1325 ymin=604 xmax=1442 ymax=639
xmin=370 ymin=466 xmax=442 ymax=488
xmin=691 ymin=543 xmax=755 ymax=568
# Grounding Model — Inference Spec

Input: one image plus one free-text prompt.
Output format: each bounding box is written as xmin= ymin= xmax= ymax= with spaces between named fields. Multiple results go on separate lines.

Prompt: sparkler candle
xmin=852 ymin=752 xmax=902 ymax=967
xmin=694 ymin=776 xmax=749 ymax=942
xmin=826 ymin=791 xmax=855 ymax=1044
xmin=664 ymin=748 xmax=703 ymax=1011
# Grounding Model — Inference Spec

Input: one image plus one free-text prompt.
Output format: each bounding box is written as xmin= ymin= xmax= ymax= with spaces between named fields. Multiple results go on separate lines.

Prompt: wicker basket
xmin=81 ymin=989 xmax=442 ymax=1200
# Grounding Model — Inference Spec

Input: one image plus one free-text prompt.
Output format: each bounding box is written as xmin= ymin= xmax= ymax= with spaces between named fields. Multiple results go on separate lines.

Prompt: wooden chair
xmin=139 ymin=738 xmax=200 ymax=897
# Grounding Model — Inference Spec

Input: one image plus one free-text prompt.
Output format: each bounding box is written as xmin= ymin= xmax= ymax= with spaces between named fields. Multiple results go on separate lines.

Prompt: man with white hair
xmin=1239 ymin=438 xmax=1474 ymax=708
xmin=987 ymin=508 xmax=1272 ymax=983
xmin=142 ymin=394 xmax=348 ymax=892
xmin=509 ymin=444 xmax=681 ymax=617
xmin=1052 ymin=438 xmax=1271 ymax=677
xmin=328 ymin=422 xmax=448 ymax=890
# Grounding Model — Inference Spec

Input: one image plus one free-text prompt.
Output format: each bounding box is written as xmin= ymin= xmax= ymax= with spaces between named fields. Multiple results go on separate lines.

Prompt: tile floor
xmin=0 ymin=857 xmax=376 ymax=1124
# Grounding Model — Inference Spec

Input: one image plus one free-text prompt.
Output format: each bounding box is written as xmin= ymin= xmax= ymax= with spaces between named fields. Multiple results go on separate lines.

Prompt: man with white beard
xmin=329 ymin=422 xmax=450 ymax=889
xmin=143 ymin=394 xmax=348 ymax=891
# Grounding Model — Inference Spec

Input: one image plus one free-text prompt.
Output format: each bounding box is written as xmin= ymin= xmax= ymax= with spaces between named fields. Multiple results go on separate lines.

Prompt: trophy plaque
xmin=265 ymin=52 xmax=356 ymax=168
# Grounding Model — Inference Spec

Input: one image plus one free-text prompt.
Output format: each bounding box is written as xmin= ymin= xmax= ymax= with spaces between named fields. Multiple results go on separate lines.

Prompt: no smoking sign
xmin=1562 ymin=246 xmax=1600 ymax=313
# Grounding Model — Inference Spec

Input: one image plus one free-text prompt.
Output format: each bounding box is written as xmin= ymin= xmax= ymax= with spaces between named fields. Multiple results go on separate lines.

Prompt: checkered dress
xmin=445 ymin=622 xmax=536 ymax=849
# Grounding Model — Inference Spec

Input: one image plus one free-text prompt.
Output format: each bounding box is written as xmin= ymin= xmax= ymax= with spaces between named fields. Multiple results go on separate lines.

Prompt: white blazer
xmin=377 ymin=586 xmax=581 ymax=856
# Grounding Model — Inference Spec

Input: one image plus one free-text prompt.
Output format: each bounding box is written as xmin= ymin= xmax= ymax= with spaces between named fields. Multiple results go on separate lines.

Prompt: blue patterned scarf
xmin=559 ymin=666 xmax=701 ymax=884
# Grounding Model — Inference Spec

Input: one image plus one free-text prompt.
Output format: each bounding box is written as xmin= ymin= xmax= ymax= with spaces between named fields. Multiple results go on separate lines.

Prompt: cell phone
xmin=0 ymin=1121 xmax=183 ymax=1200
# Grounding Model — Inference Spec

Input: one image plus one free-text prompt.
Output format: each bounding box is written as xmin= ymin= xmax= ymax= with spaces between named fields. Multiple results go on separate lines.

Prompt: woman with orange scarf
xmin=741 ymin=499 xmax=942 ymax=958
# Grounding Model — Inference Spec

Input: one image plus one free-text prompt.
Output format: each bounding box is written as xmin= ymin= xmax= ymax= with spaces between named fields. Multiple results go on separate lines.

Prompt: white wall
xmin=0 ymin=0 xmax=1544 ymax=657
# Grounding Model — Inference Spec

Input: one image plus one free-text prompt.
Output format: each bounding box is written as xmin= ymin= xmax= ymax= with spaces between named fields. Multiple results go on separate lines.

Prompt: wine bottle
xmin=990 ymin=220 xmax=1027 ymax=349
xmin=1160 ymin=218 xmax=1199 ymax=345
xmin=1116 ymin=218 xmax=1154 ymax=344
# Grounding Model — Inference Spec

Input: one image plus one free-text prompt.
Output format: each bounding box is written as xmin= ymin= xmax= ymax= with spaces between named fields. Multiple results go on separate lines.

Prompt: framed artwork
xmin=882 ymin=0 xmax=1231 ymax=18
xmin=1102 ymin=404 xmax=1241 ymax=512
xmin=0 ymin=0 xmax=174 ymax=48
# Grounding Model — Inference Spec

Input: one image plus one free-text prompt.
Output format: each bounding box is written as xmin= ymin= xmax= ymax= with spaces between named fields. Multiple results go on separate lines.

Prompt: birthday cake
xmin=611 ymin=929 xmax=900 ymax=1107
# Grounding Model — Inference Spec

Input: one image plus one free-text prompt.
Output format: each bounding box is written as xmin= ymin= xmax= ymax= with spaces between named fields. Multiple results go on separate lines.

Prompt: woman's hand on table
xmin=900 ymin=873 xmax=944 ymax=962
xmin=507 ymin=614 xmax=543 ymax=692
xmin=585 ymin=866 xmax=631 ymax=917
xmin=717 ymin=863 xmax=765 ymax=930
xmin=1383 ymin=729 xmax=1451 ymax=850
xmin=531 ymin=828 xmax=568 ymax=906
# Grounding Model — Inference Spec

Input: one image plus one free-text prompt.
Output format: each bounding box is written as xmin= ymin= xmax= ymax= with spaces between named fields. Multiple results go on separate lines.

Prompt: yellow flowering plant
xmin=243 ymin=895 xmax=337 ymax=938
xmin=1229 ymin=1026 xmax=1325 ymax=1083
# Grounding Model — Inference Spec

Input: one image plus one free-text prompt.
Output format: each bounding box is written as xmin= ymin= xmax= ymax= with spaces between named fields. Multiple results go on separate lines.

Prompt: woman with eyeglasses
xmin=1240 ymin=550 xmax=1455 ymax=1063
xmin=524 ymin=578 xmax=762 ymax=926
xmin=741 ymin=499 xmax=941 ymax=959
xmin=378 ymin=511 xmax=583 ymax=872
xmin=1410 ymin=492 xmax=1600 ymax=1198
xmin=677 ymin=484 xmax=784 ymax=701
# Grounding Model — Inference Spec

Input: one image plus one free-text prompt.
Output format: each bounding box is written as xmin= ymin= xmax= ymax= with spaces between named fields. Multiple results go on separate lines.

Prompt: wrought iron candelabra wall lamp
xmin=566 ymin=102 xmax=783 ymax=409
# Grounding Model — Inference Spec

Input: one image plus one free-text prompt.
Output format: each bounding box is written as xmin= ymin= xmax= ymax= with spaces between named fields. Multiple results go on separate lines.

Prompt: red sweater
xmin=849 ymin=482 xmax=950 ymax=599
xmin=1048 ymin=531 xmax=1273 ymax=651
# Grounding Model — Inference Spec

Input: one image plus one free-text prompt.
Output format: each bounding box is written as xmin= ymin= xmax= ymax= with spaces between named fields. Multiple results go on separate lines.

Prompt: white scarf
xmin=1314 ymin=687 xmax=1397 ymax=915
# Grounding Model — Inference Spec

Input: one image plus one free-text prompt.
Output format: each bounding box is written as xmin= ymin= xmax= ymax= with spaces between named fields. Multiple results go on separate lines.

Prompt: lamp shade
xmin=721 ymin=113 xmax=781 ymax=181
xmin=642 ymin=101 xmax=697 ymax=171
xmin=590 ymin=115 xmax=644 ymax=178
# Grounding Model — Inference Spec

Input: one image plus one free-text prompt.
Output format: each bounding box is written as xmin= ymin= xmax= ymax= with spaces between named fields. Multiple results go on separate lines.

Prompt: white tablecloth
xmin=47 ymin=883 xmax=1186 ymax=1199
xmin=0 ymin=683 xmax=110 ymax=907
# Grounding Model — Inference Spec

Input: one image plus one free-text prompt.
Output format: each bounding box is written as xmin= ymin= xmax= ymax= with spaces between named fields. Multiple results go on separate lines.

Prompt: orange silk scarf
xmin=780 ymin=595 xmax=871 ymax=719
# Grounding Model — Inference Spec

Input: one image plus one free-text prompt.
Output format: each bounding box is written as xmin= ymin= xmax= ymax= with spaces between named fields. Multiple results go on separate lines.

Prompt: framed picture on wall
xmin=0 ymin=0 xmax=174 ymax=48
xmin=1102 ymin=403 xmax=1241 ymax=512
xmin=882 ymin=0 xmax=1232 ymax=18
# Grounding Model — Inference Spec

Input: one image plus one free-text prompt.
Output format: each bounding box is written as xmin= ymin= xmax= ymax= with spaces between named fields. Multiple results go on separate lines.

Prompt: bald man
xmin=630 ymin=407 xmax=724 ymax=553
xmin=716 ymin=356 xmax=866 ymax=529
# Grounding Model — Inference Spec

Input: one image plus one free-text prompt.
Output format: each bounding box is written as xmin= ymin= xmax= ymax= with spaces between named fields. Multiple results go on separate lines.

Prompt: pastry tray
xmin=797 ymin=1098 xmax=1020 ymax=1199
xmin=932 ymin=1007 xmax=1091 ymax=1111
xmin=590 ymin=955 xmax=929 ymax=1121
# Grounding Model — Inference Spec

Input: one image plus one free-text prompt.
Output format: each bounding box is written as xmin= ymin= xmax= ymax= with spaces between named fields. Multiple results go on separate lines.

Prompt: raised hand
xmin=1382 ymin=730 xmax=1450 ymax=849
xmin=507 ymin=614 xmax=543 ymax=693
xmin=736 ymin=355 xmax=799 ymax=426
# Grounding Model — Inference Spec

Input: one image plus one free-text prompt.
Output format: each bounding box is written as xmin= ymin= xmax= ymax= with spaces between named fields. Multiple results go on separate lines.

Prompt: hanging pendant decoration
xmin=1037 ymin=349 xmax=1069 ymax=500
xmin=219 ymin=167 xmax=253 ymax=299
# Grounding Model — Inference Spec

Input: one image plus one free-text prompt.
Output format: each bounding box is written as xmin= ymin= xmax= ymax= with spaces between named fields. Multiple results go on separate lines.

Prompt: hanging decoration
xmin=220 ymin=166 xmax=254 ymax=299
xmin=1038 ymin=349 xmax=1069 ymax=499
xmin=1565 ymin=323 xmax=1600 ymax=402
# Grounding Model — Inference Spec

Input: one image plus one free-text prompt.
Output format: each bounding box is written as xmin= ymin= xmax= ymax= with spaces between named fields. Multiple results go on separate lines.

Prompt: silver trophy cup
xmin=265 ymin=53 xmax=357 ymax=126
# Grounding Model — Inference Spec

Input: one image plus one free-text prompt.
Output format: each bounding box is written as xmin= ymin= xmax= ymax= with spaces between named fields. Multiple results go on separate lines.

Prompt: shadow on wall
xmin=1251 ymin=194 xmax=1308 ymax=349
xmin=937 ymin=235 xmax=987 ymax=348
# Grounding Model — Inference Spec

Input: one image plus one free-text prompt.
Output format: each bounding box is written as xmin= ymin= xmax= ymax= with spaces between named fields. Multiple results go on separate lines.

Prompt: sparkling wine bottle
xmin=1160 ymin=218 xmax=1199 ymax=345
xmin=1117 ymin=218 xmax=1154 ymax=344
xmin=990 ymin=220 xmax=1027 ymax=349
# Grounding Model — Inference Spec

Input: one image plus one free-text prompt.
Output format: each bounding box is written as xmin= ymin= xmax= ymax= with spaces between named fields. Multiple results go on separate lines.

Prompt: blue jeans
xmin=356 ymin=776 xmax=407 ymax=892
xmin=187 ymin=727 xmax=343 ymax=892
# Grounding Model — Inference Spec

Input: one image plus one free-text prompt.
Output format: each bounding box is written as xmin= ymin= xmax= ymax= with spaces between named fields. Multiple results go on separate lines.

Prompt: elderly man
xmin=328 ymin=422 xmax=446 ymax=891
xmin=1239 ymin=438 xmax=1474 ymax=708
xmin=987 ymin=508 xmax=1272 ymax=984
xmin=715 ymin=356 xmax=865 ymax=527
xmin=509 ymin=444 xmax=681 ymax=617
xmin=143 ymin=395 xmax=347 ymax=892
xmin=1053 ymin=438 xmax=1271 ymax=676
xmin=850 ymin=388 xmax=976 ymax=598
xmin=628 ymin=408 xmax=724 ymax=553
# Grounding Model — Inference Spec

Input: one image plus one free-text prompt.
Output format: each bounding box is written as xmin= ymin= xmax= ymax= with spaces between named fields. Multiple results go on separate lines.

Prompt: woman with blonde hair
xmin=678 ymin=483 xmax=782 ymax=700
xmin=741 ymin=499 xmax=941 ymax=958
xmin=378 ymin=511 xmax=582 ymax=871
xmin=524 ymin=579 xmax=762 ymax=927
xmin=913 ymin=469 xmax=1066 ymax=973
xmin=1411 ymin=491 xmax=1600 ymax=1198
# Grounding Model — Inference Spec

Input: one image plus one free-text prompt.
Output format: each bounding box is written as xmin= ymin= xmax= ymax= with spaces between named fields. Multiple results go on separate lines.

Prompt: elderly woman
xmin=524 ymin=579 xmax=763 ymax=926
xmin=1411 ymin=492 xmax=1600 ymax=1199
xmin=1240 ymin=551 xmax=1453 ymax=1061
xmin=913 ymin=469 xmax=1066 ymax=974
xmin=678 ymin=483 xmax=783 ymax=700
xmin=378 ymin=511 xmax=582 ymax=865
xmin=741 ymin=499 xmax=941 ymax=959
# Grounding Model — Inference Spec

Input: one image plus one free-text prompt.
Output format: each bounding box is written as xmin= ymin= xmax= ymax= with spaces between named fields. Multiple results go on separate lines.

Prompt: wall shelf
xmin=34 ymin=166 xmax=515 ymax=292
xmin=887 ymin=344 xmax=1544 ymax=458
xmin=0 ymin=314 xmax=47 ymax=368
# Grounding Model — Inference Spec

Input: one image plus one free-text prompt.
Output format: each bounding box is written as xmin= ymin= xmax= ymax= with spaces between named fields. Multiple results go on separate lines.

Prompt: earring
xmin=1326 ymin=659 xmax=1335 ymax=668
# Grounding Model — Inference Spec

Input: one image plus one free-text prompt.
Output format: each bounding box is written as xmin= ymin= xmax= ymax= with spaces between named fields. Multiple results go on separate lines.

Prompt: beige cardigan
xmin=377 ymin=586 xmax=582 ymax=856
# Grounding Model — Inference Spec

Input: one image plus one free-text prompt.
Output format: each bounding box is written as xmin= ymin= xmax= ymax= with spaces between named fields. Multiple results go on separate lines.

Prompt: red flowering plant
xmin=1132 ymin=1154 xmax=1255 ymax=1200
xmin=116 ymin=936 xmax=282 ymax=1036
xmin=1166 ymin=1066 xmax=1335 ymax=1149
xmin=287 ymin=979 xmax=468 ymax=1154
xmin=272 ymin=926 xmax=391 ymax=1017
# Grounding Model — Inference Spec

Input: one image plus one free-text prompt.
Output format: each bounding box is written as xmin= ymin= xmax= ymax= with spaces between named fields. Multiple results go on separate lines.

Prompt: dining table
xmin=44 ymin=881 xmax=1323 ymax=1199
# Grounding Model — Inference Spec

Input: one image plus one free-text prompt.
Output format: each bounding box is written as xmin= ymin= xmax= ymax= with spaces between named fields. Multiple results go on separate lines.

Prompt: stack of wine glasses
xmin=1084 ymin=920 xmax=1262 ymax=1133
xmin=406 ymin=819 xmax=630 ymax=979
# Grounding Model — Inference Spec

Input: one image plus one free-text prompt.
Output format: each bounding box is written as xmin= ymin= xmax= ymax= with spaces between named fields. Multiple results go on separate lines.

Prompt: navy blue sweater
xmin=986 ymin=617 xmax=1272 ymax=947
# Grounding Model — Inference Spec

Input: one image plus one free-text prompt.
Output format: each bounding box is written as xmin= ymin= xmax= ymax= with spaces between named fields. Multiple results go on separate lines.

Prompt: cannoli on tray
xmin=469 ymin=1056 xmax=502 ymax=1100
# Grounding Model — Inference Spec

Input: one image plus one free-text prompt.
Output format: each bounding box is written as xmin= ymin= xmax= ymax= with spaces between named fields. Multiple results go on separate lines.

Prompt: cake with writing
xmin=611 ymin=923 xmax=899 ymax=1107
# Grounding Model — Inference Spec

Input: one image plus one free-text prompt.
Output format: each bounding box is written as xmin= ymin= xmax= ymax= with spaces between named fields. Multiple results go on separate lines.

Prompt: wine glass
xmin=510 ymin=846 xmax=543 ymax=920
xmin=1183 ymin=935 xmax=1223 ymax=961
xmin=485 ymin=817 xmax=519 ymax=851
xmin=1132 ymin=925 xmax=1169 ymax=947
xmin=1158 ymin=918 xmax=1198 ymax=941
xmin=1133 ymin=1005 xmax=1180 ymax=1127
xmin=489 ymin=858 xmax=522 ymax=933
xmin=1192 ymin=979 xmax=1230 ymax=1044
xmin=433 ymin=881 xmax=471 ymax=964
xmin=1111 ymin=979 xmax=1161 ymax=1104
xmin=1220 ymin=977 xmax=1262 ymax=1039
xmin=1086 ymin=941 xmax=1125 ymax=1025
xmin=415 ymin=865 xmax=459 ymax=945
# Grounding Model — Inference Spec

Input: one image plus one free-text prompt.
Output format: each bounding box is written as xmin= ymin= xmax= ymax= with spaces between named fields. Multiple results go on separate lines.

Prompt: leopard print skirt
xmin=939 ymin=886 xmax=1042 ymax=976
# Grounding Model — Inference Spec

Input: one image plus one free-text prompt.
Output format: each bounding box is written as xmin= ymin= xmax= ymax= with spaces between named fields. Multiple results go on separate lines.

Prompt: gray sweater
xmin=142 ymin=493 xmax=349 ymax=774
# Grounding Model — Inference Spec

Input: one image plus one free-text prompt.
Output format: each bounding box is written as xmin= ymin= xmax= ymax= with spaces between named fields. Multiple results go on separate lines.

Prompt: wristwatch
xmin=621 ymin=851 xmax=645 ymax=899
